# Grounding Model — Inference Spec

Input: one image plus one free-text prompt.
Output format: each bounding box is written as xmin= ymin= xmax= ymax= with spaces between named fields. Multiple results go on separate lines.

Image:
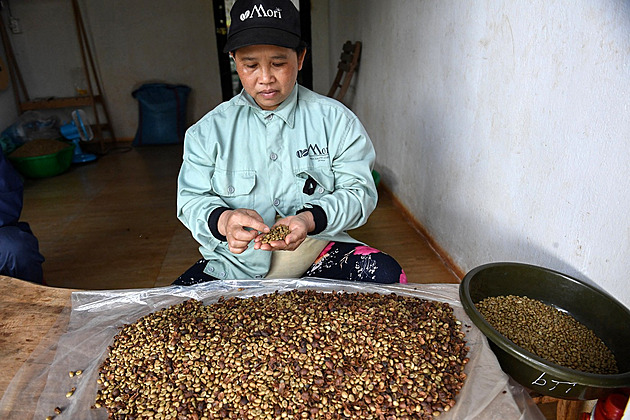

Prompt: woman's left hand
xmin=254 ymin=211 xmax=315 ymax=251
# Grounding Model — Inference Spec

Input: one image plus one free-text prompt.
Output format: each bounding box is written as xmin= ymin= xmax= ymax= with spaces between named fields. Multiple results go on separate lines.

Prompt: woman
xmin=175 ymin=0 xmax=405 ymax=285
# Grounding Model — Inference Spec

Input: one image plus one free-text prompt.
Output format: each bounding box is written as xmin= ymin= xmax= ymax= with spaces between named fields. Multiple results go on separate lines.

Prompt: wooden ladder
xmin=0 ymin=0 xmax=116 ymax=152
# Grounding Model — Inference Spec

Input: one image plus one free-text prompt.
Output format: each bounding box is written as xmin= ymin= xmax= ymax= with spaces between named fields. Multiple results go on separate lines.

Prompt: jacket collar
xmin=236 ymin=83 xmax=298 ymax=128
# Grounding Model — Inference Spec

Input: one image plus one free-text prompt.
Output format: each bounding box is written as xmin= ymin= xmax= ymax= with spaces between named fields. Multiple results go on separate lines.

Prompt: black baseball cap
xmin=223 ymin=0 xmax=302 ymax=53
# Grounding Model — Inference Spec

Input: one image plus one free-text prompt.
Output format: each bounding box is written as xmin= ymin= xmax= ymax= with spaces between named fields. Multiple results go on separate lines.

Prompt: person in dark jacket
xmin=0 ymin=152 xmax=45 ymax=283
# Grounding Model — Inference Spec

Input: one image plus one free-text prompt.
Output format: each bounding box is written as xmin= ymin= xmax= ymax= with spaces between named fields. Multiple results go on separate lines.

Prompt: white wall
xmin=329 ymin=0 xmax=630 ymax=308
xmin=0 ymin=0 xmax=222 ymax=139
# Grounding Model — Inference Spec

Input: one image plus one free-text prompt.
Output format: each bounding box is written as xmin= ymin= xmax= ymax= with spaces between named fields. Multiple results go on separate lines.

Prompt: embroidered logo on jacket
xmin=296 ymin=144 xmax=329 ymax=162
xmin=240 ymin=5 xmax=282 ymax=21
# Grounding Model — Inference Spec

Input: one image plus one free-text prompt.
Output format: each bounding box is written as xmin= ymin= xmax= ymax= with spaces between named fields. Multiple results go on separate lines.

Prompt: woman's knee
xmin=367 ymin=251 xmax=407 ymax=284
xmin=305 ymin=242 xmax=406 ymax=284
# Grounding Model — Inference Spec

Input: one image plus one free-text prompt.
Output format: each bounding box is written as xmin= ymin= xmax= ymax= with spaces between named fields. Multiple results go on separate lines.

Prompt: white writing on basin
xmin=531 ymin=372 xmax=577 ymax=394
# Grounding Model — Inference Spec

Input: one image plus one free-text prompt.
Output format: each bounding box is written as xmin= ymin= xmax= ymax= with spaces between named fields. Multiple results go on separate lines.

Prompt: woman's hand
xmin=254 ymin=211 xmax=315 ymax=251
xmin=218 ymin=209 xmax=269 ymax=254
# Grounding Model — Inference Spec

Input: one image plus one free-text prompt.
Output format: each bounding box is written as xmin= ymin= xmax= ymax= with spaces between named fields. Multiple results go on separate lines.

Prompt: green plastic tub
xmin=8 ymin=142 xmax=75 ymax=179
xmin=372 ymin=170 xmax=381 ymax=187
xmin=460 ymin=262 xmax=630 ymax=400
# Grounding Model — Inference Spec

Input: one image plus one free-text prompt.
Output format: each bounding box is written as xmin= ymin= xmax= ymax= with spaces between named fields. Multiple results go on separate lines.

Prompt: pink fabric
xmin=353 ymin=245 xmax=379 ymax=256
xmin=399 ymin=270 xmax=408 ymax=284
xmin=313 ymin=241 xmax=335 ymax=263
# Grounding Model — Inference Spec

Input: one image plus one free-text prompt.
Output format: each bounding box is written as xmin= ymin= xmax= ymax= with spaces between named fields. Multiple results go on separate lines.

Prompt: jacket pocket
xmin=211 ymin=170 xmax=257 ymax=207
xmin=296 ymin=167 xmax=334 ymax=198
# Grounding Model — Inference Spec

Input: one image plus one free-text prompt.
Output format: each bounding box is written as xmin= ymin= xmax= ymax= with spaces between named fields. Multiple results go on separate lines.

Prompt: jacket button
xmin=270 ymin=152 xmax=278 ymax=161
xmin=273 ymin=198 xmax=280 ymax=206
xmin=227 ymin=185 xmax=235 ymax=194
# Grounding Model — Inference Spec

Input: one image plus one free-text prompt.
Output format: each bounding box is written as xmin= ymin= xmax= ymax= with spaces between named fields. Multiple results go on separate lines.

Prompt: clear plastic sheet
xmin=0 ymin=279 xmax=545 ymax=419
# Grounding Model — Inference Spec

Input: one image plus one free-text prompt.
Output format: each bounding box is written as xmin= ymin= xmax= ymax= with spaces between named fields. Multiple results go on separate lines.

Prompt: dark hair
xmin=295 ymin=40 xmax=309 ymax=57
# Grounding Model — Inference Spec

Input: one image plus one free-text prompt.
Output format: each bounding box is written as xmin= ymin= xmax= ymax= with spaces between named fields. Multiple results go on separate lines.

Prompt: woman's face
xmin=233 ymin=44 xmax=306 ymax=110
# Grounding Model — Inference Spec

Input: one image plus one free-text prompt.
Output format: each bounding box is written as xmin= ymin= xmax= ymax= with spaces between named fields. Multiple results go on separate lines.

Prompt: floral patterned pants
xmin=303 ymin=241 xmax=406 ymax=284
xmin=174 ymin=242 xmax=406 ymax=286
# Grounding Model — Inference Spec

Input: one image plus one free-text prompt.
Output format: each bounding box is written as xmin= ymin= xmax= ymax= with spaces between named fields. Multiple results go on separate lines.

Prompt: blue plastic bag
xmin=132 ymin=83 xmax=191 ymax=146
xmin=1 ymin=111 xmax=61 ymax=153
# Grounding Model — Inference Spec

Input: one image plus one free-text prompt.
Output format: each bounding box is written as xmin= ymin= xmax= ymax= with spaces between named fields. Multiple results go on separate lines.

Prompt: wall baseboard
xmin=379 ymin=182 xmax=465 ymax=282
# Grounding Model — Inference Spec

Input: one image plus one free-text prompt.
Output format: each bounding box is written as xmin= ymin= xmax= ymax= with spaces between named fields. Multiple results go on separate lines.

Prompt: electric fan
xmin=60 ymin=109 xmax=97 ymax=163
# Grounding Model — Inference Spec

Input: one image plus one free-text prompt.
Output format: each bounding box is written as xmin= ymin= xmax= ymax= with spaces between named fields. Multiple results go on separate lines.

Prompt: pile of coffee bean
xmin=476 ymin=295 xmax=618 ymax=374
xmin=260 ymin=224 xmax=291 ymax=244
xmin=94 ymin=290 xmax=470 ymax=419
xmin=9 ymin=138 xmax=70 ymax=158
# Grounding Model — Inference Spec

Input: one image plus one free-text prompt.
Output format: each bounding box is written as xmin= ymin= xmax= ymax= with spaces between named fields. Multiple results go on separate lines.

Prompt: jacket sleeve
xmin=177 ymin=124 xmax=230 ymax=251
xmin=306 ymin=115 xmax=378 ymax=237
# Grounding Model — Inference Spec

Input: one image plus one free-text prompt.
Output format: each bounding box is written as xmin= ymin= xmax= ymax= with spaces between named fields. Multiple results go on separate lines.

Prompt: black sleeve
xmin=296 ymin=204 xmax=327 ymax=235
xmin=208 ymin=207 xmax=230 ymax=242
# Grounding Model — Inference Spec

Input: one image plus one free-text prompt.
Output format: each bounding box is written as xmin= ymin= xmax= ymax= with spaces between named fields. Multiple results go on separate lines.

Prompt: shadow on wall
xmin=374 ymin=113 xmax=606 ymax=299
xmin=434 ymin=193 xmax=607 ymax=295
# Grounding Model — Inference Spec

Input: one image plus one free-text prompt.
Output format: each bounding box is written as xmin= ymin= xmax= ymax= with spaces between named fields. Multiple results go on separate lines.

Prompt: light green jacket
xmin=177 ymin=84 xmax=377 ymax=279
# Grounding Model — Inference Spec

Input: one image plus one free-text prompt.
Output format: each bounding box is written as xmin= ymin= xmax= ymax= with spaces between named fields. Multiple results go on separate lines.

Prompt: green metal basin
xmin=460 ymin=262 xmax=630 ymax=400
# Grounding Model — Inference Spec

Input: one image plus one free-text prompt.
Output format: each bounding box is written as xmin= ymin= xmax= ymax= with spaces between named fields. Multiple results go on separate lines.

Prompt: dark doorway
xmin=212 ymin=0 xmax=313 ymax=102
